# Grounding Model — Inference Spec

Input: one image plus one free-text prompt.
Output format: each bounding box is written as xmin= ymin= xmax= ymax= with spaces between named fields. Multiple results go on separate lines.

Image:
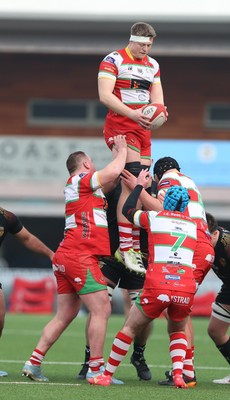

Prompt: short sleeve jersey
xmin=0 ymin=207 xmax=23 ymax=247
xmin=58 ymin=171 xmax=110 ymax=256
xmin=157 ymin=171 xmax=210 ymax=238
xmin=98 ymin=47 xmax=161 ymax=131
xmin=133 ymin=209 xmax=197 ymax=291
xmin=212 ymin=227 xmax=230 ymax=285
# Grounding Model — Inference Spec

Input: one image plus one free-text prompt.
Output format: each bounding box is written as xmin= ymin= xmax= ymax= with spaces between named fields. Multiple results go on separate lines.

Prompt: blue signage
xmin=151 ymin=140 xmax=230 ymax=187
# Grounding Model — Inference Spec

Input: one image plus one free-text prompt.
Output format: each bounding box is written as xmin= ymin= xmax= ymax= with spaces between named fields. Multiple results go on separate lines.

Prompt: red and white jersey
xmin=133 ymin=209 xmax=197 ymax=292
xmin=98 ymin=47 xmax=161 ymax=131
xmin=57 ymin=171 xmax=110 ymax=255
xmin=158 ymin=171 xmax=210 ymax=239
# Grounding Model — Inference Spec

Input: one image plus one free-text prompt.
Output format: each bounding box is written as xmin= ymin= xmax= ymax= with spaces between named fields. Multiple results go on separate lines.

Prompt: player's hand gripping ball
xmin=142 ymin=103 xmax=167 ymax=131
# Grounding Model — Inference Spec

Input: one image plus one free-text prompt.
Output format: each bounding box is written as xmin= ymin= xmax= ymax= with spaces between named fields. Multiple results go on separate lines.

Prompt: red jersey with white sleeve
xmin=98 ymin=46 xmax=161 ymax=132
xmin=133 ymin=209 xmax=197 ymax=293
xmin=57 ymin=171 xmax=110 ymax=256
xmin=157 ymin=171 xmax=214 ymax=284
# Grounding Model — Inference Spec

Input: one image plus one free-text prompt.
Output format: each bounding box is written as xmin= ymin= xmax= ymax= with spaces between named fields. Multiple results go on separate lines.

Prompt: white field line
xmin=0 ymin=359 xmax=229 ymax=371
xmin=3 ymin=329 xmax=210 ymax=341
xmin=0 ymin=381 xmax=81 ymax=386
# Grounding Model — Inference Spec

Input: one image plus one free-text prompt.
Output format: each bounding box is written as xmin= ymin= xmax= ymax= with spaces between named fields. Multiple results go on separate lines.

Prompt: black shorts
xmin=100 ymin=256 xmax=145 ymax=290
xmin=216 ymin=283 xmax=230 ymax=305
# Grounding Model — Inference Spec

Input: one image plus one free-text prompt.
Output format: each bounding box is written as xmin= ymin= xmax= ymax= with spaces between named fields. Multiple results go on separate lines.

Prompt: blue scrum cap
xmin=164 ymin=185 xmax=190 ymax=213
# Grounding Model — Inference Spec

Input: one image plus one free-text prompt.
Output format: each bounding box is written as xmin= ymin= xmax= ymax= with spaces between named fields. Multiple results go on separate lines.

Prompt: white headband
xmin=129 ymin=35 xmax=152 ymax=43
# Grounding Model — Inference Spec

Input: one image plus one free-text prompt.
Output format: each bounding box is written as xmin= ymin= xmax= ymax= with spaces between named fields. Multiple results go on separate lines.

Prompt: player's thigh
xmin=81 ymin=289 xmax=111 ymax=318
xmin=122 ymin=303 xmax=151 ymax=337
xmin=167 ymin=291 xmax=194 ymax=323
xmin=56 ymin=293 xmax=81 ymax=323
xmin=208 ymin=301 xmax=230 ymax=338
xmin=208 ymin=315 xmax=229 ymax=338
xmin=167 ymin=317 xmax=188 ymax=334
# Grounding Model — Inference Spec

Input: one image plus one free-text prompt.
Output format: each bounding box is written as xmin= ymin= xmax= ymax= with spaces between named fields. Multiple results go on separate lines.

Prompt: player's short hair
xmin=66 ymin=151 xmax=86 ymax=175
xmin=130 ymin=22 xmax=156 ymax=39
xmin=164 ymin=185 xmax=189 ymax=213
xmin=153 ymin=157 xmax=180 ymax=180
xmin=206 ymin=212 xmax=218 ymax=234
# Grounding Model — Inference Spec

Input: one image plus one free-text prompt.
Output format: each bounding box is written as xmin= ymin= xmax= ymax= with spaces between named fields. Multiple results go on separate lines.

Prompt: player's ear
xmin=83 ymin=160 xmax=90 ymax=170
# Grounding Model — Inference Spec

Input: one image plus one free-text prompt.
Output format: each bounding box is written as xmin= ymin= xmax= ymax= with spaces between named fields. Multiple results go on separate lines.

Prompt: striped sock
xmin=118 ymin=223 xmax=133 ymax=252
xmin=30 ymin=348 xmax=45 ymax=366
xmin=183 ymin=348 xmax=195 ymax=378
xmin=169 ymin=332 xmax=187 ymax=377
xmin=104 ymin=331 xmax=133 ymax=377
xmin=132 ymin=226 xmax=141 ymax=252
xmin=89 ymin=357 xmax=104 ymax=373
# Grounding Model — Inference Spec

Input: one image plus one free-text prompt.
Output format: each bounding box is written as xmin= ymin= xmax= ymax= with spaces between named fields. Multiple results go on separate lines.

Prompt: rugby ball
xmin=142 ymin=103 xmax=167 ymax=131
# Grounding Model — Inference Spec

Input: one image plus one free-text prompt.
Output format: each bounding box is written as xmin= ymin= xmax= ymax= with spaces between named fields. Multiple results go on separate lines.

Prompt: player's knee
xmin=125 ymin=162 xmax=142 ymax=177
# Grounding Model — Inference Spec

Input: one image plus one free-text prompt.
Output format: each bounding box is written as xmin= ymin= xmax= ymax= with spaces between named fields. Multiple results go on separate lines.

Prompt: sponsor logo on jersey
xmin=105 ymin=56 xmax=115 ymax=64
xmin=157 ymin=294 xmax=170 ymax=303
xmin=173 ymin=282 xmax=186 ymax=288
xmin=171 ymin=295 xmax=190 ymax=304
xmin=131 ymin=79 xmax=151 ymax=91
xmin=103 ymin=66 xmax=114 ymax=72
xmin=81 ymin=211 xmax=90 ymax=239
xmin=74 ymin=277 xmax=82 ymax=284
xmin=177 ymin=268 xmax=185 ymax=274
xmin=206 ymin=253 xmax=215 ymax=263
xmin=138 ymin=94 xmax=147 ymax=101
xmin=168 ymin=254 xmax=182 ymax=261
xmin=53 ymin=263 xmax=65 ymax=272
xmin=165 ymin=274 xmax=180 ymax=280
xmin=159 ymin=180 xmax=170 ymax=187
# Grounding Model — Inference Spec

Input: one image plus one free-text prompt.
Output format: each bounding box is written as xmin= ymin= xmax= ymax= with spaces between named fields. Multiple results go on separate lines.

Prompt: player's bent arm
xmin=15 ymin=227 xmax=54 ymax=261
xmin=101 ymin=177 xmax=120 ymax=195
xmin=150 ymin=82 xmax=165 ymax=105
xmin=139 ymin=189 xmax=163 ymax=212
xmin=98 ymin=78 xmax=139 ymax=120
xmin=122 ymin=184 xmax=144 ymax=223
xmin=97 ymin=149 xmax=127 ymax=189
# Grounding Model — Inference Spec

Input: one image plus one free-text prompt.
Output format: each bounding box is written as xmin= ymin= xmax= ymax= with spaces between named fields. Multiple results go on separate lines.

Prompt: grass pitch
xmin=0 ymin=313 xmax=229 ymax=400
